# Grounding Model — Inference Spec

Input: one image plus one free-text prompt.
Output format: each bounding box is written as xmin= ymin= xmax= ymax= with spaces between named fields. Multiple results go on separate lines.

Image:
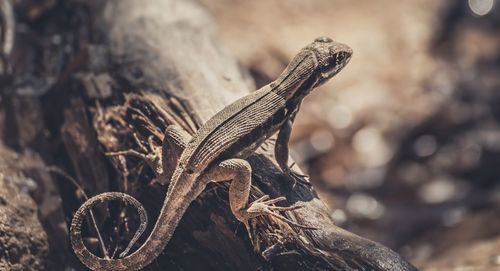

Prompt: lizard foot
xmin=243 ymin=195 xmax=315 ymax=230
xmin=106 ymin=134 xmax=163 ymax=179
xmin=284 ymin=163 xmax=312 ymax=188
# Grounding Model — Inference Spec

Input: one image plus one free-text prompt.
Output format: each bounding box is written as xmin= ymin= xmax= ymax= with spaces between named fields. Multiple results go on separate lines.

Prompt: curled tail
xmin=71 ymin=188 xmax=194 ymax=270
xmin=70 ymin=192 xmax=149 ymax=271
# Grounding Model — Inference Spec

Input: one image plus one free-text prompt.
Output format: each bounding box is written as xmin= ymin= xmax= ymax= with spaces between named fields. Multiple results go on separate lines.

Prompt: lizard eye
xmin=319 ymin=51 xmax=352 ymax=80
xmin=329 ymin=43 xmax=352 ymax=66
xmin=334 ymin=52 xmax=349 ymax=66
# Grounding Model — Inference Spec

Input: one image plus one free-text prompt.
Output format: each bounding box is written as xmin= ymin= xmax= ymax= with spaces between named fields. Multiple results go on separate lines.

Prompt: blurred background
xmin=200 ymin=0 xmax=500 ymax=270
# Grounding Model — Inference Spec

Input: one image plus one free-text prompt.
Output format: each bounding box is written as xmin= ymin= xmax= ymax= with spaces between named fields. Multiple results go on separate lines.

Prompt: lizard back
xmin=176 ymin=47 xmax=324 ymax=175
xmin=178 ymin=85 xmax=286 ymax=173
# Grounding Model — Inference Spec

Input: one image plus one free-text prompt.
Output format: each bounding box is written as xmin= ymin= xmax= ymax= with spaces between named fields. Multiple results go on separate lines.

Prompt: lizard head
xmin=273 ymin=37 xmax=352 ymax=101
xmin=307 ymin=36 xmax=352 ymax=86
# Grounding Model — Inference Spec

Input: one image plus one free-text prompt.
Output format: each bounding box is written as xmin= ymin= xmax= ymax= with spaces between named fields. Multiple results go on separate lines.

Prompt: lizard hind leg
xmin=106 ymin=125 xmax=191 ymax=185
xmin=105 ymin=133 xmax=163 ymax=179
xmin=203 ymin=159 xmax=313 ymax=240
xmin=160 ymin=125 xmax=192 ymax=184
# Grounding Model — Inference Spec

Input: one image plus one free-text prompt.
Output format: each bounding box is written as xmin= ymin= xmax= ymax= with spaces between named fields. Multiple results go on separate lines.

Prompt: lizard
xmin=70 ymin=36 xmax=352 ymax=271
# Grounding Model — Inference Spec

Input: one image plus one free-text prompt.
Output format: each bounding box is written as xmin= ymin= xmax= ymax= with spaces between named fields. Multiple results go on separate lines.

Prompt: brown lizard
xmin=70 ymin=37 xmax=352 ymax=270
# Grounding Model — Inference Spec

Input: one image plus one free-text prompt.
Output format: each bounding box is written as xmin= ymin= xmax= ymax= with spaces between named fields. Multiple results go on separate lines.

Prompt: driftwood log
xmin=1 ymin=0 xmax=416 ymax=270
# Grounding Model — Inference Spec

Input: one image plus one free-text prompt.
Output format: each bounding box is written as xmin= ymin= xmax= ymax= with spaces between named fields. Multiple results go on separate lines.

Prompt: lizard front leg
xmin=202 ymin=159 xmax=309 ymax=237
xmin=275 ymin=109 xmax=311 ymax=186
xmin=107 ymin=125 xmax=191 ymax=185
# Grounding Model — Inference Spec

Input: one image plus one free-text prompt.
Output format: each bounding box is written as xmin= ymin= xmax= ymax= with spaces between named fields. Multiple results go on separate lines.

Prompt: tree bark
xmin=1 ymin=0 xmax=417 ymax=270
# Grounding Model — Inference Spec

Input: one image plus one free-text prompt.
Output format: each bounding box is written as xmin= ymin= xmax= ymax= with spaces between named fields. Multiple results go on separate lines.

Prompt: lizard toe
xmin=243 ymin=196 xmax=315 ymax=230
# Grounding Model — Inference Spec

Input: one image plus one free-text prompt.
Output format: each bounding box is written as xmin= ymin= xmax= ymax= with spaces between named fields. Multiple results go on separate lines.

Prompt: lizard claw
xmin=243 ymin=196 xmax=316 ymax=230
xmin=105 ymin=134 xmax=163 ymax=178
xmin=283 ymin=165 xmax=311 ymax=188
